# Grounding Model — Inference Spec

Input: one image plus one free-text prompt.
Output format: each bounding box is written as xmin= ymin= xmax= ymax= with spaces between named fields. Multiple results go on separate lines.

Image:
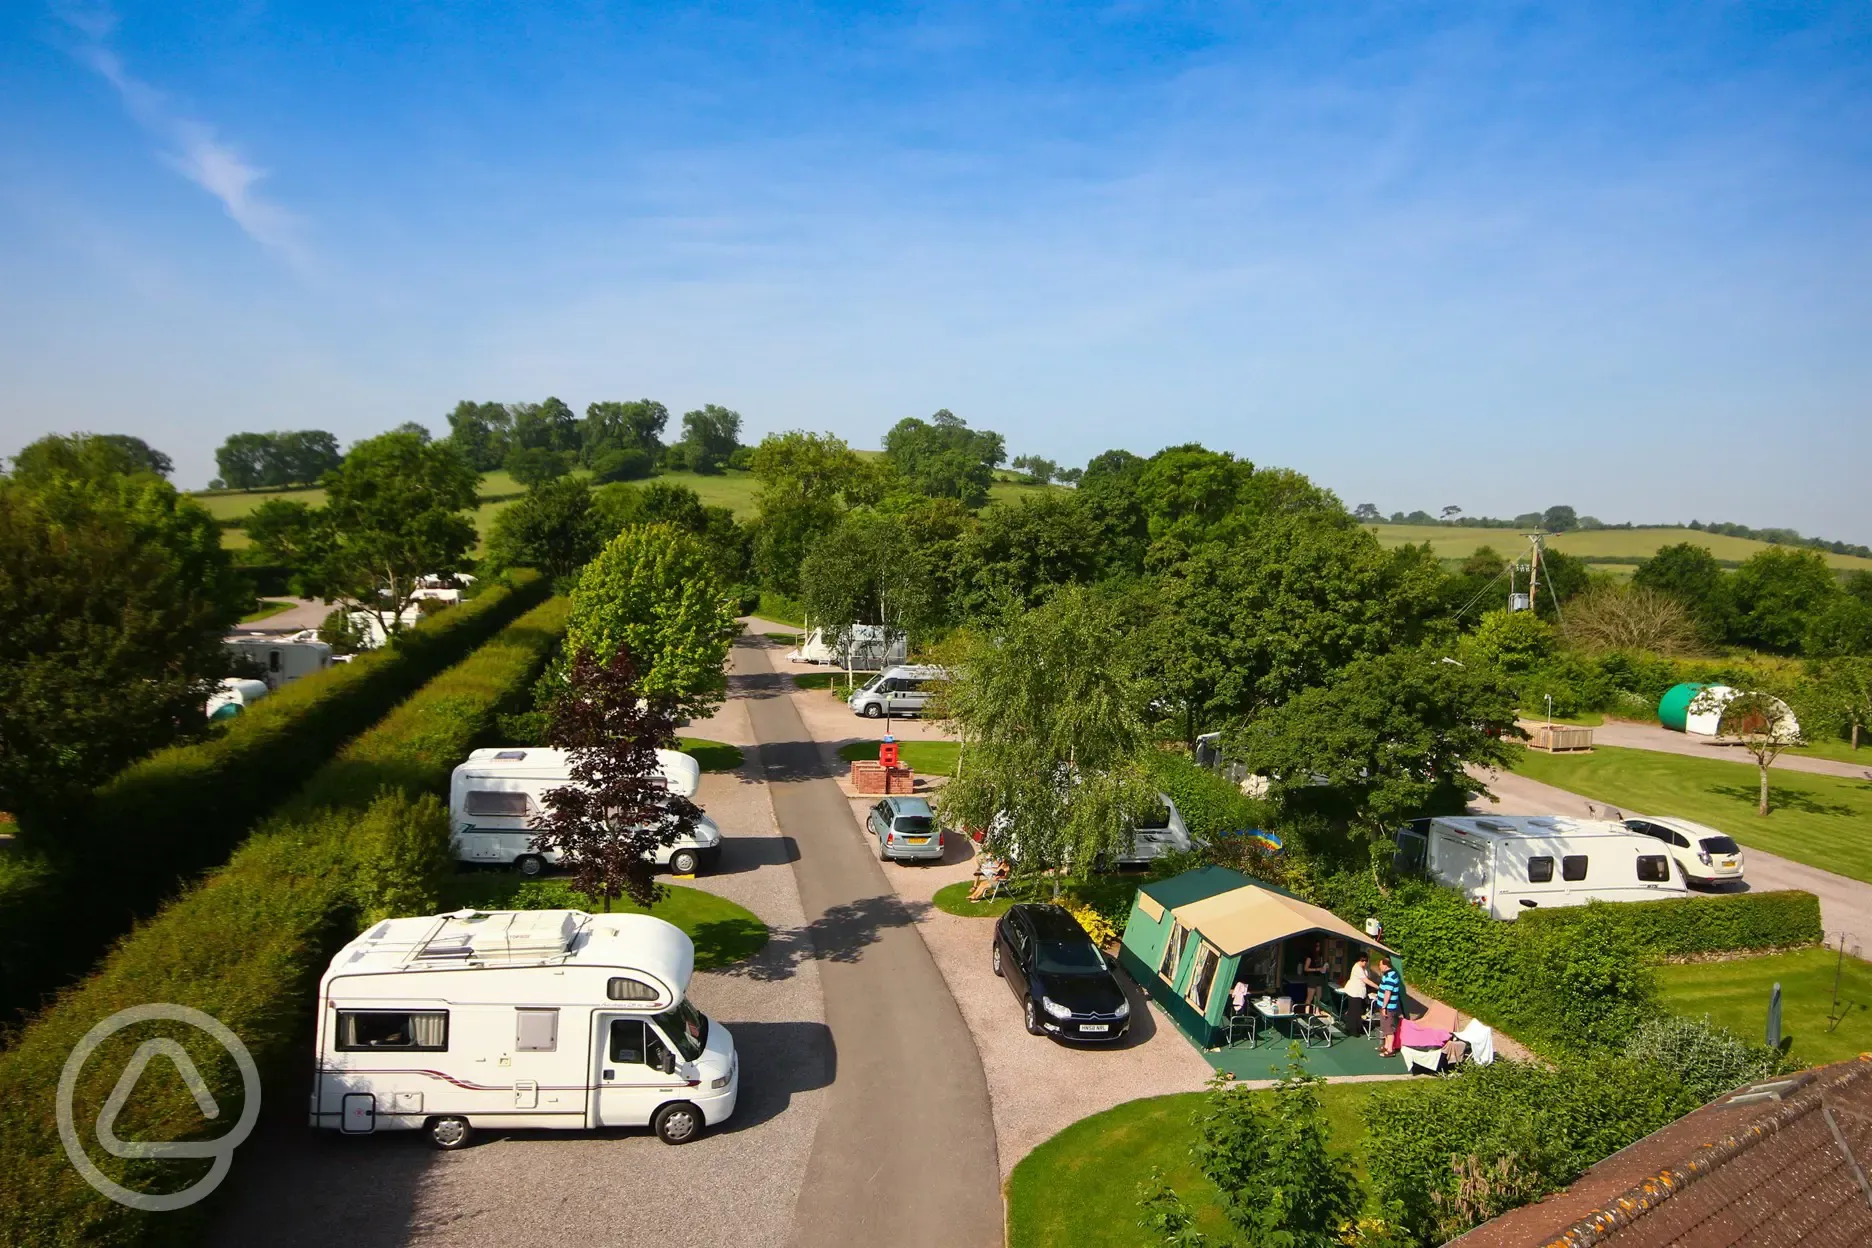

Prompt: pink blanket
xmin=1399 ymin=1019 xmax=1452 ymax=1050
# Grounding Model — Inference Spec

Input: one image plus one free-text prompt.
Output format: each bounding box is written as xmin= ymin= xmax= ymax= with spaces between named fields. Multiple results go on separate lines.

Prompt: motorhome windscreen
xmin=654 ymin=999 xmax=708 ymax=1061
xmin=860 ymin=674 xmax=884 ymax=692
xmin=1138 ymin=804 xmax=1171 ymax=830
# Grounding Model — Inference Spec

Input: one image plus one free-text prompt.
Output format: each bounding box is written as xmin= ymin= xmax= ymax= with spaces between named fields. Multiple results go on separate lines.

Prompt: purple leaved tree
xmin=532 ymin=647 xmax=700 ymax=910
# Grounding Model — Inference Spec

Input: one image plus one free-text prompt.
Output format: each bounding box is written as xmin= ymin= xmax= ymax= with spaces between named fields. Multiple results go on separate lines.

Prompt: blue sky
xmin=2 ymin=2 xmax=1868 ymax=538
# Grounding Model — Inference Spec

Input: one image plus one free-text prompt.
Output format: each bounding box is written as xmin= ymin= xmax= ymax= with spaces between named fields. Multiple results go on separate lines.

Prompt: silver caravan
xmin=1393 ymin=815 xmax=1687 ymax=921
xmin=310 ymin=909 xmax=738 ymax=1149
xmin=449 ymin=747 xmax=722 ymax=876
xmin=223 ymin=632 xmax=333 ymax=690
xmin=787 ymin=624 xmax=908 ymax=668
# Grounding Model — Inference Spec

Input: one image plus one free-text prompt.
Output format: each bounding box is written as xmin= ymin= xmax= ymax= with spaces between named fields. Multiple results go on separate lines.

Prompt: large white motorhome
xmin=1393 ymin=815 xmax=1688 ymax=920
xmin=309 ymin=909 xmax=738 ymax=1149
xmin=787 ymin=624 xmax=908 ymax=668
xmin=223 ymin=632 xmax=334 ymax=690
xmin=449 ymin=748 xmax=722 ymax=876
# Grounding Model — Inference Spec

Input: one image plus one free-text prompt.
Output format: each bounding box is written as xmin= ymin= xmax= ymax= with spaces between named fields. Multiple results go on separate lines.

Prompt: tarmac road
xmin=740 ymin=643 xmax=1004 ymax=1248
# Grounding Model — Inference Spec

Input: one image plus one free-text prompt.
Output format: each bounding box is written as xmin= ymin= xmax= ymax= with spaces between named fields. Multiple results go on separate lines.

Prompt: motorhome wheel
xmin=654 ymin=1102 xmax=702 ymax=1144
xmin=863 ymin=703 xmax=883 ymax=719
xmin=670 ymin=849 xmax=699 ymax=875
xmin=514 ymin=854 xmax=544 ymax=877
xmin=426 ymin=1116 xmax=473 ymax=1150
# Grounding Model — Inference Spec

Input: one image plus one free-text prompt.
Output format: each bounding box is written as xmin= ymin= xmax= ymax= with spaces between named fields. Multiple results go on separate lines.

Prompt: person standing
xmin=1341 ymin=953 xmax=1378 ymax=1034
xmin=1375 ymin=956 xmax=1404 ymax=1056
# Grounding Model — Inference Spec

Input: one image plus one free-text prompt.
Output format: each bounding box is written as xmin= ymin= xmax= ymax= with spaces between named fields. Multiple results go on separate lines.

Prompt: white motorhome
xmin=787 ymin=624 xmax=908 ymax=668
xmin=309 ymin=909 xmax=738 ymax=1149
xmin=847 ymin=664 xmax=948 ymax=718
xmin=1393 ymin=815 xmax=1687 ymax=921
xmin=223 ymin=633 xmax=334 ymax=690
xmin=449 ymin=748 xmax=722 ymax=876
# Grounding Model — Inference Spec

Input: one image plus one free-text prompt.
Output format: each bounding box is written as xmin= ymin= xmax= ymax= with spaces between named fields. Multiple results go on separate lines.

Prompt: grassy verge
xmin=0 ymin=597 xmax=569 ymax=1247
xmin=676 ymin=737 xmax=745 ymax=772
xmin=790 ymin=670 xmax=877 ymax=691
xmin=441 ymin=876 xmax=767 ymax=970
xmin=762 ymin=631 xmax=802 ymax=646
xmin=1787 ymin=737 xmax=1872 ymax=767
xmin=837 ymin=739 xmax=960 ymax=776
xmin=1658 ymin=946 xmax=1872 ymax=1068
xmin=1513 ymin=744 xmax=1872 ymax=884
xmin=1007 ymin=1085 xmax=1405 ymax=1248
xmin=239 ymin=599 xmax=296 ymax=623
xmin=932 ymin=879 xmax=1015 ymax=918
xmin=931 ymin=873 xmax=1148 ymax=922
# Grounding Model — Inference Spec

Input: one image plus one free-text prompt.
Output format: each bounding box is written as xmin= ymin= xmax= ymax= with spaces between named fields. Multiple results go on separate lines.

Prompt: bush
xmin=1622 ymin=1014 xmax=1782 ymax=1104
xmin=0 ymin=572 xmax=549 ymax=1021
xmin=0 ymin=596 xmax=568 ymax=1248
xmin=591 ymin=447 xmax=655 ymax=483
xmin=348 ymin=790 xmax=454 ymax=926
xmin=1141 ymin=750 xmax=1274 ymax=842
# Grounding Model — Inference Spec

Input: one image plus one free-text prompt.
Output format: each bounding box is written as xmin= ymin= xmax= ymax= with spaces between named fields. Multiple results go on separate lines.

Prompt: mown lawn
xmin=931 ymin=879 xmax=1014 ymax=918
xmin=838 ymin=739 xmax=960 ymax=776
xmin=1514 ymin=745 xmax=1872 ymax=884
xmin=676 ymin=737 xmax=745 ymax=772
xmin=1006 ymin=1084 xmax=1408 ymax=1248
xmin=789 ymin=671 xmax=876 ymax=691
xmin=1658 ymin=946 xmax=1872 ymax=1069
xmin=441 ymin=875 xmax=768 ymax=970
xmin=1365 ymin=523 xmax=1872 ymax=572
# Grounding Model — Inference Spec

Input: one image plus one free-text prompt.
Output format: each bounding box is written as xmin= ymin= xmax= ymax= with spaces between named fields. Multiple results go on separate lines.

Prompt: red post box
xmin=878 ymin=736 xmax=899 ymax=768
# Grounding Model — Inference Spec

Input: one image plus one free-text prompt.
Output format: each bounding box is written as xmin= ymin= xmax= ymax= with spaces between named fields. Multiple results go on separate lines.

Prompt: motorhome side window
xmin=464 ymin=790 xmax=530 ymax=817
xmin=337 ymin=1010 xmax=448 ymax=1051
xmin=1636 ymin=855 xmax=1670 ymax=883
xmin=1527 ymin=856 xmax=1555 ymax=884
xmin=1561 ymin=855 xmax=1589 ymax=882
xmin=608 ymin=976 xmax=661 ymax=1002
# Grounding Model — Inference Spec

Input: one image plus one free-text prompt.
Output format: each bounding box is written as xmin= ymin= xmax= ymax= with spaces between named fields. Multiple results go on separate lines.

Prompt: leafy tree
xmin=485 ymin=477 xmax=604 ymax=583
xmin=1230 ymin=647 xmax=1522 ymax=850
xmin=565 ymin=523 xmax=740 ymax=720
xmin=1055 ymin=466 xmax=1083 ymax=485
xmin=1009 ymin=454 xmax=1059 ymax=483
xmin=1846 ymin=571 xmax=1872 ymax=609
xmin=509 ymin=397 xmax=582 ymax=454
xmin=590 ymin=447 xmax=656 ymax=483
xmin=390 ymin=420 xmax=434 ymax=442
xmin=1135 ymin=1169 xmax=1209 ymax=1247
xmin=1137 ymin=444 xmax=1252 ymax=545
xmin=215 ymin=431 xmax=275 ymax=488
xmin=597 ymin=481 xmax=749 ymax=583
xmin=883 ymin=409 xmax=1005 ymax=506
xmin=504 ymin=444 xmax=574 ymax=486
xmin=1461 ymin=609 xmax=1558 ymax=674
xmin=1811 ymin=656 xmax=1872 ymax=750
xmin=0 ymin=473 xmax=244 ymax=849
xmin=583 ymin=399 xmax=669 ymax=464
xmin=246 ymin=430 xmax=479 ymax=640
xmin=748 ymin=431 xmax=880 ymax=593
xmin=1693 ymin=686 xmax=1800 ymax=815
xmin=1075 ymin=449 xmax=1151 ymax=577
xmin=1352 ymin=502 xmax=1383 ymax=522
xmin=1728 ymin=547 xmax=1839 ymax=653
xmin=798 ymin=511 xmax=943 ymax=671
xmin=444 ymin=400 xmax=514 ymax=471
xmin=1541 ymin=504 xmax=1579 ymax=533
xmin=936 ymin=585 xmax=1158 ymax=879
xmin=1191 ymin=1059 xmax=1361 ymax=1247
xmin=1632 ymin=542 xmax=1733 ymax=644
xmin=11 ymin=432 xmax=172 ymax=483
xmin=1804 ymin=596 xmax=1872 ymax=658
xmin=1530 ymin=547 xmax=1589 ymax=619
xmin=533 ymin=648 xmax=702 ymax=909
xmin=950 ymin=492 xmax=1104 ymax=618
xmin=212 ymin=429 xmax=342 ymax=487
xmin=679 ymin=404 xmax=743 ymax=474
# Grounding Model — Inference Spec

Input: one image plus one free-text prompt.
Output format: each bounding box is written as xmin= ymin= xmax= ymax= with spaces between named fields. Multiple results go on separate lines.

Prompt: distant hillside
xmin=1366 ymin=523 xmax=1872 ymax=573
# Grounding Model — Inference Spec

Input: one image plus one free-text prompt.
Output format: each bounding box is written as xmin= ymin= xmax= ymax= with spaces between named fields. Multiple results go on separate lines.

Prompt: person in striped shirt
xmin=1374 ymin=956 xmax=1404 ymax=1056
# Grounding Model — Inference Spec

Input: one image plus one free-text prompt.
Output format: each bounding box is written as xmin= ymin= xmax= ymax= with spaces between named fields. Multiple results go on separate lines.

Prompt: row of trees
xmin=212 ymin=430 xmax=344 ymax=489
xmin=445 ymin=397 xmax=746 ymax=483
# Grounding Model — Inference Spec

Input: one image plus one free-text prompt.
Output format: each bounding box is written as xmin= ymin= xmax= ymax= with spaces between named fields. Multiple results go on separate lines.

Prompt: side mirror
xmin=658 ymin=1049 xmax=676 ymax=1076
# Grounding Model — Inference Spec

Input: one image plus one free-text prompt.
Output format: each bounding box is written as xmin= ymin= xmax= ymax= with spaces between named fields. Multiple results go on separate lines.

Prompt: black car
xmin=991 ymin=903 xmax=1130 ymax=1043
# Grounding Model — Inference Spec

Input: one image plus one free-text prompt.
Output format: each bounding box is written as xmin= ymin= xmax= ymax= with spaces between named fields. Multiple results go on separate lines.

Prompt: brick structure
xmin=850 ymin=760 xmax=915 ymax=794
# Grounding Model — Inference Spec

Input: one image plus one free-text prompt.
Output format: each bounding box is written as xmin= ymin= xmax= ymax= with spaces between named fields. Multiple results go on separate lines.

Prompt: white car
xmin=1622 ymin=816 xmax=1745 ymax=886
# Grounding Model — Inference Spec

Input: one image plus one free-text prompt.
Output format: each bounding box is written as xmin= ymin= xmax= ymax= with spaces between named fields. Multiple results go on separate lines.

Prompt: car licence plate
xmin=1080 ymin=1023 xmax=1109 ymax=1033
xmin=1721 ymin=859 xmax=1736 ymax=868
xmin=905 ymin=836 xmax=930 ymax=845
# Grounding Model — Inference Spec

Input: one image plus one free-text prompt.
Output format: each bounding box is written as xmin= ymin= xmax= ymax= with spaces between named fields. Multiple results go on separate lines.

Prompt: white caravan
xmin=223 ymin=633 xmax=334 ymax=690
xmin=1393 ymin=815 xmax=1687 ymax=921
xmin=206 ymin=677 xmax=271 ymax=721
xmin=347 ymin=607 xmax=427 ymax=651
xmin=787 ymin=624 xmax=908 ymax=668
xmin=309 ymin=909 xmax=738 ymax=1149
xmin=449 ymin=747 xmax=722 ymax=876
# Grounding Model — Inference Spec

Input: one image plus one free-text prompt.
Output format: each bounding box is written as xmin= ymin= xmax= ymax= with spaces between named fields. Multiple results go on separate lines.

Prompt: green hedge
xmin=1517 ymin=889 xmax=1821 ymax=958
xmin=0 ymin=596 xmax=568 ymax=1248
xmin=0 ymin=572 xmax=549 ymax=1020
xmin=1141 ymin=750 xmax=1272 ymax=842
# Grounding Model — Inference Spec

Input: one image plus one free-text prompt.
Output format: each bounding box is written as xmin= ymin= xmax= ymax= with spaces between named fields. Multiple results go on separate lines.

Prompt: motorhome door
xmin=591 ymin=1013 xmax=684 ymax=1127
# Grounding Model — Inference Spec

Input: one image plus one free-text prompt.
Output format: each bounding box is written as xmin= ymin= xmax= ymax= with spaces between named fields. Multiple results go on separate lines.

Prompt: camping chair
xmin=1293 ymin=1010 xmax=1337 ymax=1048
xmin=1223 ymin=1008 xmax=1259 ymax=1049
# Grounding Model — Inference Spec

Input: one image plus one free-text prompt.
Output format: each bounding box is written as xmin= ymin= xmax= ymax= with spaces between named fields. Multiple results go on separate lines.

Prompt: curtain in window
xmin=408 ymin=1012 xmax=447 ymax=1048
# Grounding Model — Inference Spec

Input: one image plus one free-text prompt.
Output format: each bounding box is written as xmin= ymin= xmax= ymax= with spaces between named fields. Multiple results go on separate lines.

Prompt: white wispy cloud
xmin=55 ymin=4 xmax=308 ymax=267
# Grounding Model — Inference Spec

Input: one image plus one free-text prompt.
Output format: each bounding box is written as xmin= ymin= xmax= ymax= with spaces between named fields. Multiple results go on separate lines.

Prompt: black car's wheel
xmin=670 ymin=849 xmax=699 ymax=875
xmin=514 ymin=854 xmax=544 ymax=877
xmin=425 ymin=1116 xmax=473 ymax=1150
xmin=653 ymin=1101 xmax=704 ymax=1145
xmin=864 ymin=703 xmax=883 ymax=719
xmin=992 ymin=943 xmax=1003 ymax=977
xmin=1024 ymin=997 xmax=1043 ymax=1036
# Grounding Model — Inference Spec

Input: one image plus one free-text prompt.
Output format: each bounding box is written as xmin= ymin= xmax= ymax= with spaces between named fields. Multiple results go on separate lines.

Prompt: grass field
xmin=1006 ymin=1084 xmax=1405 ymax=1248
xmin=1513 ymin=745 xmax=1872 ymax=883
xmin=675 ymin=737 xmax=745 ymax=772
xmin=440 ymin=875 xmax=768 ymax=970
xmin=1658 ymin=946 xmax=1872 ymax=1068
xmin=1367 ymin=524 xmax=1872 ymax=572
xmin=837 ymin=738 xmax=960 ymax=775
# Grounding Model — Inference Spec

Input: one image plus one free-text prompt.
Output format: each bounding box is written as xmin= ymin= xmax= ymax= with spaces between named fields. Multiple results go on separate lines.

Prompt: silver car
xmin=867 ymin=795 xmax=944 ymax=863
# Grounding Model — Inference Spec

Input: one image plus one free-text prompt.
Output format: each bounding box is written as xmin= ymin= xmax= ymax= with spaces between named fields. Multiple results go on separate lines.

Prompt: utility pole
xmin=1527 ymin=533 xmax=1545 ymax=618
